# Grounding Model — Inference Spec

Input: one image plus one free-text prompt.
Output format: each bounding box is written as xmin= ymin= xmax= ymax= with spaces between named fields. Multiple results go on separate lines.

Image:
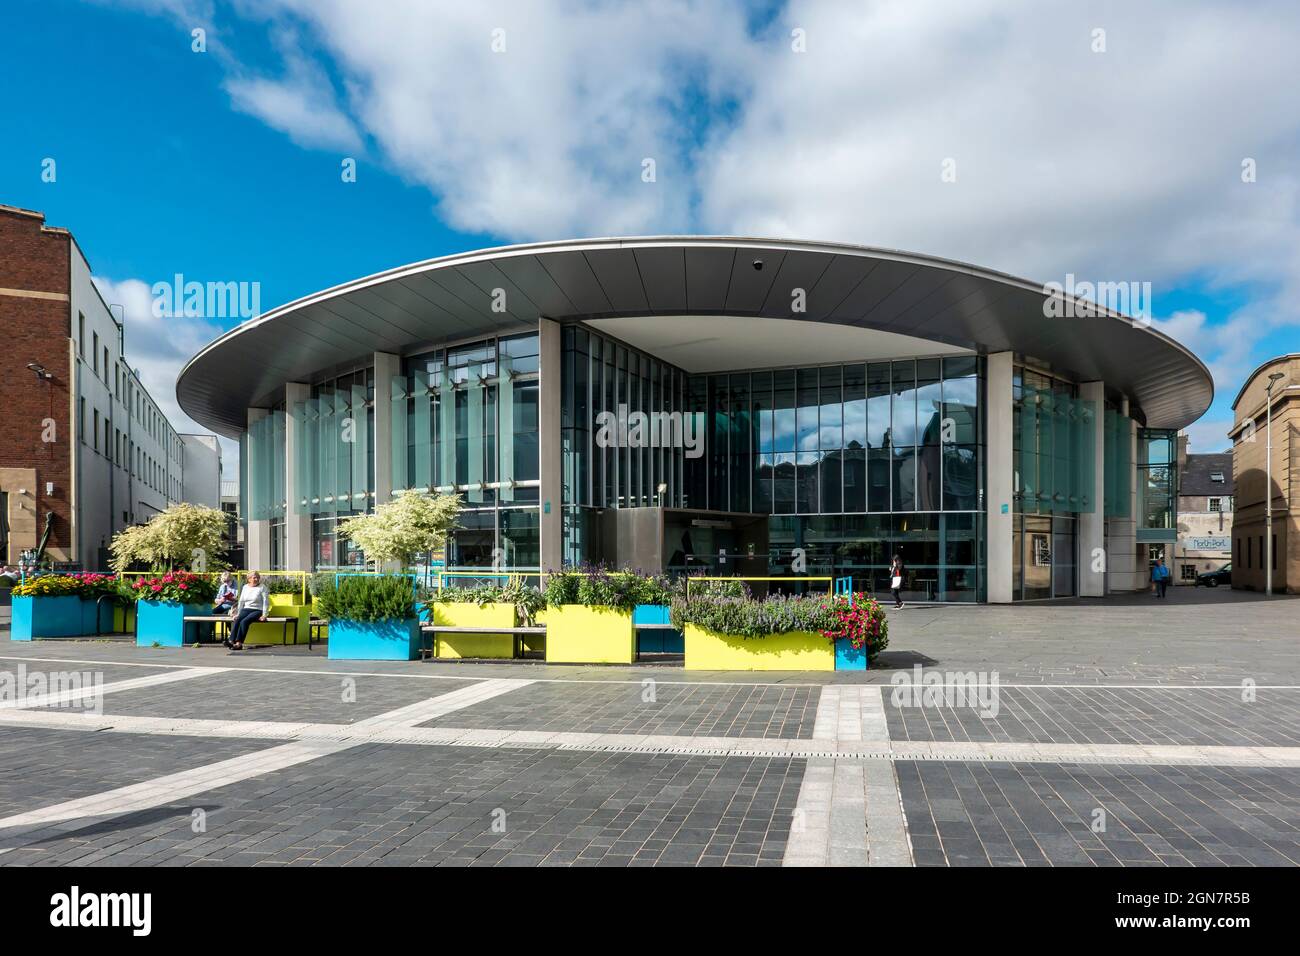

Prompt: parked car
xmin=1196 ymin=563 xmax=1231 ymax=587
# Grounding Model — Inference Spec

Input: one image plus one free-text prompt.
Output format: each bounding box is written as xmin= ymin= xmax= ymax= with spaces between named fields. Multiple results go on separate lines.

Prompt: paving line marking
xmin=6 ymin=654 xmax=1300 ymax=691
xmin=787 ymin=686 xmax=914 ymax=866
xmin=3 ymin=706 xmax=1299 ymax=766
xmin=0 ymin=666 xmax=226 ymax=710
xmin=0 ymin=740 xmax=352 ymax=832
xmin=0 ymin=678 xmax=535 ymax=841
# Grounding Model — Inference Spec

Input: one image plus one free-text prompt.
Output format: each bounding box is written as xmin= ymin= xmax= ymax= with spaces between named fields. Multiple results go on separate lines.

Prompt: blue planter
xmin=633 ymin=604 xmax=684 ymax=654
xmin=327 ymin=617 xmax=422 ymax=661
xmin=10 ymin=595 xmax=83 ymax=640
xmin=834 ymin=639 xmax=868 ymax=671
xmin=136 ymin=600 xmax=210 ymax=647
xmin=80 ymin=598 xmax=117 ymax=636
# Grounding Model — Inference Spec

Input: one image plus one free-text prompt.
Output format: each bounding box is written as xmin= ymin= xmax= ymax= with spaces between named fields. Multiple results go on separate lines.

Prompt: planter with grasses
xmin=422 ymin=580 xmax=545 ymax=659
xmin=316 ymin=575 xmax=423 ymax=661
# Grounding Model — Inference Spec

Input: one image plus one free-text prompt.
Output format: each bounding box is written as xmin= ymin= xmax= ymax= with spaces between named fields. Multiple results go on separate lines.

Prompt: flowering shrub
xmin=131 ymin=571 xmax=218 ymax=604
xmin=337 ymin=491 xmax=460 ymax=566
xmin=820 ymin=593 xmax=889 ymax=661
xmin=11 ymin=575 xmax=83 ymax=598
xmin=109 ymin=503 xmax=229 ymax=572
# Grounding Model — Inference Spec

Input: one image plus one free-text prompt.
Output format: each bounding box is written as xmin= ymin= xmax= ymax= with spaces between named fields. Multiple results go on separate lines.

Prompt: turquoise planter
xmin=633 ymin=604 xmax=684 ymax=654
xmin=834 ymin=639 xmax=868 ymax=671
xmin=10 ymin=595 xmax=83 ymax=640
xmin=136 ymin=600 xmax=210 ymax=647
xmin=327 ymin=618 xmax=421 ymax=661
xmin=79 ymin=598 xmax=116 ymax=636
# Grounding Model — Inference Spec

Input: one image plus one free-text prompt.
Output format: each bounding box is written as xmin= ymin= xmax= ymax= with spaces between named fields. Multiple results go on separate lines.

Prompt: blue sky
xmin=4 ymin=0 xmax=1300 ymax=456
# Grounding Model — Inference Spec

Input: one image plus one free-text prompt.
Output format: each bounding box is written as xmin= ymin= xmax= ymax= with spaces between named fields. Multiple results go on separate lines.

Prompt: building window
xmin=1180 ymin=564 xmax=1197 ymax=582
xmin=93 ymin=409 xmax=99 ymax=452
xmin=1210 ymin=470 xmax=1224 ymax=483
xmin=78 ymin=398 xmax=85 ymax=442
xmin=103 ymin=347 xmax=109 ymax=384
xmin=92 ymin=333 xmax=99 ymax=375
xmin=1208 ymin=497 xmax=1222 ymax=512
xmin=78 ymin=313 xmax=85 ymax=355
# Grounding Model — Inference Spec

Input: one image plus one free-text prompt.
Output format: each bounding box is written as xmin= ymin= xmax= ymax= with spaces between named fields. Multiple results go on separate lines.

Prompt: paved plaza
xmin=1 ymin=588 xmax=1298 ymax=867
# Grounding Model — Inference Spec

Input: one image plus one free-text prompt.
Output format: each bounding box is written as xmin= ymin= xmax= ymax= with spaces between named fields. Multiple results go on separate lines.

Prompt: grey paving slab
xmin=0 ymin=727 xmax=270 ymax=820
xmin=32 ymin=672 xmax=479 ymax=724
xmin=1 ymin=662 xmax=178 ymax=688
xmin=0 ymin=743 xmax=804 ymax=867
xmin=886 ymin=687 xmax=1300 ymax=747
xmin=895 ymin=760 xmax=1300 ymax=867
xmin=416 ymin=680 xmax=820 ymax=738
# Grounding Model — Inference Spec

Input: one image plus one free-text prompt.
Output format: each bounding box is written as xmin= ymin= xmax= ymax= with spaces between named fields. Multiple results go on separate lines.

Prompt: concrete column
xmin=1106 ymin=397 xmax=1139 ymax=592
xmin=373 ymin=351 xmax=401 ymax=505
xmin=1079 ymin=381 xmax=1106 ymax=597
xmin=245 ymin=407 xmax=271 ymax=571
xmin=538 ymin=319 xmax=563 ymax=573
xmin=283 ymin=383 xmax=312 ymax=571
xmin=986 ymin=351 xmax=1014 ymax=603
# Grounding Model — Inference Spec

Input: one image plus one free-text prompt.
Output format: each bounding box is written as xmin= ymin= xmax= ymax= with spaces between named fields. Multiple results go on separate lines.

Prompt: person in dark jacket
xmin=889 ymin=555 xmax=905 ymax=608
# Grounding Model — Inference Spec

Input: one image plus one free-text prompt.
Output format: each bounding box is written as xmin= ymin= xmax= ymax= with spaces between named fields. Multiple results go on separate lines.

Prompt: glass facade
xmin=235 ymin=319 xmax=1146 ymax=605
xmin=1137 ymin=428 xmax=1177 ymax=532
xmin=558 ymin=337 xmax=986 ymax=600
xmin=292 ymin=368 xmax=375 ymax=515
xmin=392 ymin=333 xmax=541 ymax=569
xmin=1011 ymin=368 xmax=1094 ymax=599
xmin=244 ymin=406 xmax=286 ymax=522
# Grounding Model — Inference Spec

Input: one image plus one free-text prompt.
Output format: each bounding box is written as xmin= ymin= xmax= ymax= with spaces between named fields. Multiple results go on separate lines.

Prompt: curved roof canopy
xmin=177 ymin=236 xmax=1212 ymax=438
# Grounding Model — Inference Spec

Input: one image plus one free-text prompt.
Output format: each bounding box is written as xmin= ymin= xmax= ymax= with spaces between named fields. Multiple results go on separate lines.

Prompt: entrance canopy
xmin=177 ymin=237 xmax=1212 ymax=437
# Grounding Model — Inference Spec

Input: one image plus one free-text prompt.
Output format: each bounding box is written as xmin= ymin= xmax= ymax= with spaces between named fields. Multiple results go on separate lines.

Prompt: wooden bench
xmin=419 ymin=624 xmax=546 ymax=661
xmin=183 ymin=614 xmax=301 ymax=647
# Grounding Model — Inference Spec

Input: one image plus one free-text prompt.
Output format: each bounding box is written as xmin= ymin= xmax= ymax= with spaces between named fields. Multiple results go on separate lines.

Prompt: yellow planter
xmin=543 ymin=605 xmax=634 ymax=664
xmin=684 ymin=624 xmax=834 ymax=671
xmin=428 ymin=602 xmax=515 ymax=659
xmin=243 ymin=601 xmax=311 ymax=646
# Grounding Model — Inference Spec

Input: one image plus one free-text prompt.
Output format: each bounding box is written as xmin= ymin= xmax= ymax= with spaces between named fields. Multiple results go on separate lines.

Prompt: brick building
xmin=0 ymin=204 xmax=214 ymax=568
xmin=1229 ymin=354 xmax=1299 ymax=593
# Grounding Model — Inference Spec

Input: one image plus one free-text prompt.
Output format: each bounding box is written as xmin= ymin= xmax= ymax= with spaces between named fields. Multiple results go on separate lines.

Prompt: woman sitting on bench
xmin=225 ymin=571 xmax=269 ymax=651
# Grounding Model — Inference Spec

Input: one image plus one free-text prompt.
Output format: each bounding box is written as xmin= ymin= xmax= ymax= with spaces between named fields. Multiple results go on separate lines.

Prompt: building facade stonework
xmin=1229 ymin=354 xmax=1299 ymax=593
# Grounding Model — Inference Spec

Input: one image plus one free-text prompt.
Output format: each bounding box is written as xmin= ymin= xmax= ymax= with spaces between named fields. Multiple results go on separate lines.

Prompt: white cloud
xmin=108 ymin=0 xmax=1300 ymax=429
xmin=1183 ymin=416 xmax=1233 ymax=454
xmin=92 ymin=276 xmax=240 ymax=475
xmin=223 ymin=38 xmax=361 ymax=151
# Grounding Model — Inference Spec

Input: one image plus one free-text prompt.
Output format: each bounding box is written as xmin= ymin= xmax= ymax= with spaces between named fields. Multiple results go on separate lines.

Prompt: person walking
xmin=225 ymin=571 xmax=269 ymax=650
xmin=1151 ymin=558 xmax=1170 ymax=599
xmin=889 ymin=554 xmax=905 ymax=609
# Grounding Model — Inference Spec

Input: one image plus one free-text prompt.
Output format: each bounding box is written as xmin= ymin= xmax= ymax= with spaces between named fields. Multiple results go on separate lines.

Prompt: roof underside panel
xmin=177 ymin=237 xmax=1213 ymax=438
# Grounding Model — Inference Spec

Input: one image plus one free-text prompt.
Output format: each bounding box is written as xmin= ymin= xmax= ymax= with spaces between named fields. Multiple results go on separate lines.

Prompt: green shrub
xmin=670 ymin=592 xmax=836 ymax=638
xmin=544 ymin=566 xmax=679 ymax=612
xmin=258 ymin=573 xmax=304 ymax=596
xmin=314 ymin=574 xmax=421 ymax=623
xmin=425 ymin=578 xmax=546 ymax=626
